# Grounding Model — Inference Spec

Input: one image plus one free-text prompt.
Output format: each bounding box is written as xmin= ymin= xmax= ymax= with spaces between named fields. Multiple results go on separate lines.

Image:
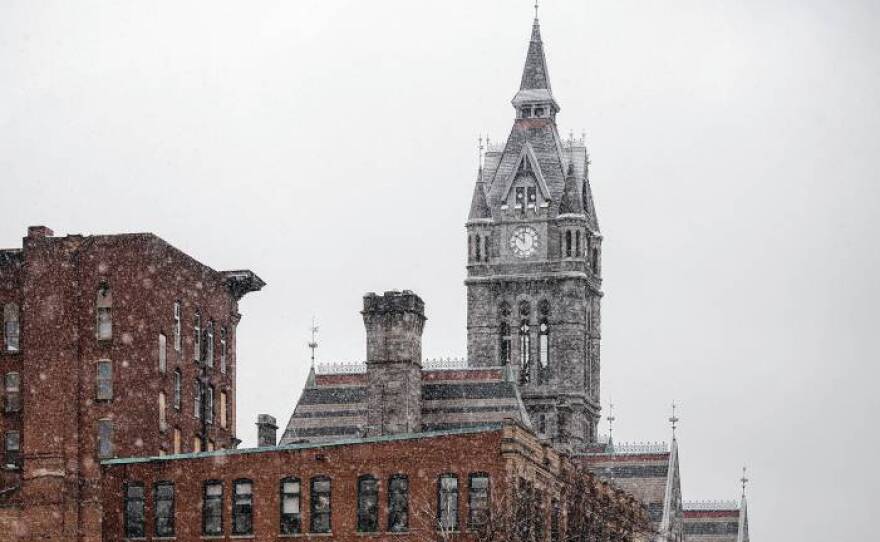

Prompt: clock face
xmin=510 ymin=226 xmax=539 ymax=258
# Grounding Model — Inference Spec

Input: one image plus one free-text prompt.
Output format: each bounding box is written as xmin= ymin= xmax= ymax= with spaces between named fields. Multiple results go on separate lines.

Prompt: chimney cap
xmin=362 ymin=289 xmax=425 ymax=316
xmin=27 ymin=226 xmax=54 ymax=239
xmin=256 ymin=414 xmax=277 ymax=428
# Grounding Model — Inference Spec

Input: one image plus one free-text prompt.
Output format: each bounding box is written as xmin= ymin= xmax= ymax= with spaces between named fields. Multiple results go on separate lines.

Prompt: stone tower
xmin=465 ymin=16 xmax=603 ymax=450
xmin=362 ymin=290 xmax=426 ymax=437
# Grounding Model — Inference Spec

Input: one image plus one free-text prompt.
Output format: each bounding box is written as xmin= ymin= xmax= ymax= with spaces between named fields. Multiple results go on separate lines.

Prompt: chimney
xmin=27 ymin=226 xmax=54 ymax=239
xmin=362 ymin=290 xmax=426 ymax=437
xmin=256 ymin=414 xmax=278 ymax=447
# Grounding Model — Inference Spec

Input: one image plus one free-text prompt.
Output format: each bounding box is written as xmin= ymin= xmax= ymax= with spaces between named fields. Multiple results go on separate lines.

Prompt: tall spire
xmin=512 ymin=7 xmax=559 ymax=114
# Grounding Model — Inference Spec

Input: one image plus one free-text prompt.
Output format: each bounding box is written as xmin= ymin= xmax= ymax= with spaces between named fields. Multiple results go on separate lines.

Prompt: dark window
xmin=515 ymin=187 xmax=526 ymax=207
xmin=123 ymin=483 xmax=145 ymax=538
xmin=534 ymin=107 xmax=545 ymax=117
xmin=203 ymin=481 xmax=223 ymax=536
xmin=565 ymin=230 xmax=572 ymax=257
xmin=575 ymin=231 xmax=581 ymax=256
xmin=310 ymin=476 xmax=332 ymax=533
xmin=500 ymin=322 xmax=511 ymax=366
xmin=96 ymin=360 xmax=113 ymax=401
xmin=4 ymin=430 xmax=20 ymax=469
xmin=3 ymin=303 xmax=20 ymax=352
xmin=97 ymin=419 xmax=113 ymax=458
xmin=206 ymin=386 xmax=214 ymax=425
xmin=280 ymin=477 xmax=302 ymax=534
xmin=193 ymin=311 xmax=201 ymax=361
xmin=551 ymin=499 xmax=560 ymax=542
xmin=519 ymin=322 xmax=531 ymax=385
xmin=232 ymin=479 xmax=254 ymax=535
xmin=468 ymin=473 xmax=490 ymax=529
xmin=388 ymin=475 xmax=409 ymax=533
xmin=527 ymin=186 xmax=537 ymax=205
xmin=437 ymin=474 xmax=459 ymax=531
xmin=173 ymin=301 xmax=181 ymax=352
xmin=357 ymin=475 xmax=379 ymax=532
xmin=521 ymin=107 xmax=531 ymax=118
xmin=592 ymin=248 xmax=600 ymax=274
xmin=4 ymin=372 xmax=21 ymax=413
xmin=173 ymin=370 xmax=181 ymax=410
xmin=475 ymin=235 xmax=482 ymax=262
xmin=154 ymin=482 xmax=175 ymax=537
xmin=96 ymin=285 xmax=112 ymax=340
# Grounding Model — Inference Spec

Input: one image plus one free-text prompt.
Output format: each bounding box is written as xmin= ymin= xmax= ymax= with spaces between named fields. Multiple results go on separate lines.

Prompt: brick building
xmin=0 ymin=226 xmax=263 ymax=540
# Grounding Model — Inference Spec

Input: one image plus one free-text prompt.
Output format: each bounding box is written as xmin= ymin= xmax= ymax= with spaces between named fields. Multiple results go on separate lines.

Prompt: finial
xmin=740 ymin=466 xmax=749 ymax=499
xmin=669 ymin=401 xmax=680 ymax=439
xmin=534 ymin=0 xmax=540 ymax=20
xmin=478 ymin=135 xmax=485 ymax=171
xmin=308 ymin=317 xmax=319 ymax=369
xmin=607 ymin=401 xmax=616 ymax=439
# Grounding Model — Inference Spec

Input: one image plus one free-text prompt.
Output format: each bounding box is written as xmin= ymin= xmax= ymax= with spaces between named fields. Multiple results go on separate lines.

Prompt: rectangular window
xmin=233 ymin=480 xmax=254 ymax=535
xmin=468 ymin=473 xmax=490 ymax=528
xmin=206 ymin=386 xmax=214 ymax=425
xmin=193 ymin=312 xmax=201 ymax=361
xmin=220 ymin=327 xmax=227 ymax=374
xmin=96 ymin=286 xmax=112 ymax=340
xmin=280 ymin=478 xmax=302 ymax=534
xmin=388 ymin=475 xmax=409 ymax=533
xmin=194 ymin=380 xmax=202 ymax=419
xmin=4 ymin=430 xmax=20 ymax=468
xmin=3 ymin=303 xmax=20 ymax=352
xmin=438 ymin=474 xmax=459 ymax=531
xmin=203 ymin=481 xmax=223 ymax=536
xmin=158 ymin=333 xmax=167 ymax=373
xmin=124 ymin=483 xmax=145 ymax=538
xmin=97 ymin=419 xmax=113 ymax=458
xmin=550 ymin=499 xmax=560 ymax=542
xmin=193 ymin=437 xmax=202 ymax=453
xmin=173 ymin=302 xmax=181 ymax=352
xmin=158 ymin=391 xmax=167 ymax=431
xmin=220 ymin=391 xmax=228 ymax=429
xmin=154 ymin=482 xmax=175 ymax=537
xmin=173 ymin=370 xmax=181 ymax=410
xmin=205 ymin=321 xmax=214 ymax=368
xmin=310 ymin=477 xmax=332 ymax=533
xmin=357 ymin=476 xmax=379 ymax=532
xmin=515 ymin=186 xmax=526 ymax=208
xmin=527 ymin=186 xmax=537 ymax=205
xmin=96 ymin=361 xmax=113 ymax=401
xmin=4 ymin=372 xmax=21 ymax=413
xmin=173 ymin=428 xmax=181 ymax=454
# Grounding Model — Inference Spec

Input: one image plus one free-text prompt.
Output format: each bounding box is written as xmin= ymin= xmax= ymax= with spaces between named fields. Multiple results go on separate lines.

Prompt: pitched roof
xmin=519 ymin=18 xmax=552 ymax=92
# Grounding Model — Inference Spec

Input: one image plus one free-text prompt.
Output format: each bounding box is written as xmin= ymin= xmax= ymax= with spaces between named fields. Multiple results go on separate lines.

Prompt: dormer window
xmin=515 ymin=187 xmax=526 ymax=208
xmin=534 ymin=107 xmax=545 ymax=117
xmin=520 ymin=107 xmax=531 ymax=118
xmin=527 ymin=187 xmax=537 ymax=206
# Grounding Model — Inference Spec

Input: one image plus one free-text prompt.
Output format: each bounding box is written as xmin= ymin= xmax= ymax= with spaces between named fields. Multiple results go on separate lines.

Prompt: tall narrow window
xmin=515 ymin=187 xmax=526 ymax=208
xmin=280 ymin=477 xmax=302 ymax=534
xmin=550 ymin=499 xmax=561 ymax=542
xmin=173 ymin=428 xmax=181 ymax=454
xmin=220 ymin=390 xmax=228 ymax=429
xmin=438 ymin=474 xmax=459 ymax=531
xmin=592 ymin=248 xmax=600 ymax=274
xmin=539 ymin=322 xmax=550 ymax=369
xmin=220 ymin=327 xmax=227 ymax=374
xmin=158 ymin=333 xmax=167 ymax=373
xmin=124 ymin=483 xmax=145 ymax=538
xmin=154 ymin=482 xmax=175 ymax=537
xmin=527 ymin=186 xmax=537 ymax=206
xmin=97 ymin=419 xmax=113 ymax=458
xmin=357 ymin=475 xmax=379 ymax=532
xmin=468 ymin=235 xmax=474 ymax=261
xmin=310 ymin=476 xmax=332 ymax=533
xmin=96 ymin=284 xmax=112 ymax=340
xmin=193 ymin=311 xmax=201 ymax=361
xmin=4 ymin=372 xmax=21 ymax=413
xmin=500 ymin=322 xmax=511 ymax=366
xmin=519 ymin=322 xmax=531 ymax=385
xmin=194 ymin=379 xmax=202 ymax=419
xmin=468 ymin=473 xmax=490 ymax=529
xmin=388 ymin=475 xmax=409 ymax=533
xmin=3 ymin=303 xmax=20 ymax=353
xmin=233 ymin=479 xmax=254 ymax=535
xmin=4 ymin=430 xmax=20 ymax=469
xmin=565 ymin=230 xmax=572 ymax=257
xmin=96 ymin=360 xmax=113 ymax=400
xmin=482 ymin=236 xmax=489 ymax=262
xmin=158 ymin=391 xmax=167 ymax=431
xmin=206 ymin=386 xmax=214 ymax=425
xmin=203 ymin=481 xmax=223 ymax=536
xmin=475 ymin=235 xmax=482 ymax=262
xmin=205 ymin=320 xmax=214 ymax=368
xmin=173 ymin=370 xmax=181 ymax=410
xmin=173 ymin=301 xmax=181 ymax=352
xmin=575 ymin=231 xmax=582 ymax=256
xmin=193 ymin=437 xmax=202 ymax=453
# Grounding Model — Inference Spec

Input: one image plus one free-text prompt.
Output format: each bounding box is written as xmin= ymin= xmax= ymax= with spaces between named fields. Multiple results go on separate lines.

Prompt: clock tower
xmin=465 ymin=14 xmax=603 ymax=450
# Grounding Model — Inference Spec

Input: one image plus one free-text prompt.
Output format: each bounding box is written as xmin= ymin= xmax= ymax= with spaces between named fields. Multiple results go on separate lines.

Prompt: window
xmin=173 ymin=370 xmax=181 ymax=410
xmin=96 ymin=284 xmax=112 ymax=340
xmin=310 ymin=476 xmax=332 ymax=533
xmin=207 ymin=440 xmax=215 ymax=452
xmin=124 ymin=483 xmax=145 ymax=538
xmin=206 ymin=386 xmax=214 ymax=425
xmin=575 ymin=231 xmax=581 ymax=256
xmin=4 ymin=430 xmax=20 ymax=469
xmin=539 ymin=322 xmax=550 ymax=369
xmin=534 ymin=107 xmax=545 ymax=117
xmin=550 ymin=499 xmax=561 ymax=542
xmin=96 ymin=360 xmax=112 ymax=401
xmin=519 ymin=322 xmax=531 ymax=385
xmin=233 ymin=479 xmax=254 ymax=535
xmin=220 ymin=390 xmax=228 ymax=428
xmin=193 ymin=311 xmax=201 ymax=361
xmin=475 ymin=235 xmax=482 ymax=262
xmin=4 ymin=372 xmax=21 ymax=413
xmin=158 ymin=333 xmax=167 ymax=373
xmin=468 ymin=235 xmax=473 ymax=261
xmin=158 ymin=391 xmax=167 ymax=431
xmin=388 ymin=475 xmax=409 ymax=532
xmin=194 ymin=379 xmax=202 ymax=419
xmin=280 ymin=477 xmax=302 ymax=534
xmin=173 ymin=302 xmax=181 ymax=352
xmin=203 ymin=481 xmax=223 ymax=536
xmin=220 ymin=327 xmax=227 ymax=374
xmin=565 ymin=230 xmax=573 ymax=257
xmin=438 ymin=474 xmax=459 ymax=531
xmin=357 ymin=475 xmax=379 ymax=532
xmin=97 ymin=419 xmax=113 ymax=458
xmin=591 ymin=247 xmax=600 ymax=274
xmin=515 ymin=187 xmax=526 ymax=208
xmin=193 ymin=437 xmax=202 ymax=453
xmin=205 ymin=320 xmax=214 ymax=368
xmin=154 ymin=482 xmax=175 ymax=537
xmin=500 ymin=322 xmax=511 ymax=366
xmin=468 ymin=473 xmax=490 ymax=529
xmin=173 ymin=428 xmax=181 ymax=454
xmin=527 ymin=186 xmax=537 ymax=206
xmin=520 ymin=106 xmax=531 ymax=118
xmin=3 ymin=303 xmax=20 ymax=352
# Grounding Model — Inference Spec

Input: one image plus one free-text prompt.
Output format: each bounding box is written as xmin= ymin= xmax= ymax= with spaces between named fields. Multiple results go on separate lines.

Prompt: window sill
xmin=200 ymin=537 xmax=225 ymax=541
xmin=230 ymin=536 xmax=255 ymax=539
xmin=306 ymin=533 xmax=333 ymax=537
xmin=154 ymin=538 xmax=177 ymax=541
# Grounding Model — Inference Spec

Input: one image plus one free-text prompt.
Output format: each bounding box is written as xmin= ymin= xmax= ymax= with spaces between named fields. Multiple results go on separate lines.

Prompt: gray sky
xmin=2 ymin=0 xmax=879 ymax=539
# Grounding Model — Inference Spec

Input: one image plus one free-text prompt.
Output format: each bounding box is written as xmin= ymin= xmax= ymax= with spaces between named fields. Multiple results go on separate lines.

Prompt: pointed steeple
xmin=468 ymin=179 xmax=491 ymax=220
xmin=559 ymin=162 xmax=584 ymax=214
xmin=512 ymin=13 xmax=560 ymax=115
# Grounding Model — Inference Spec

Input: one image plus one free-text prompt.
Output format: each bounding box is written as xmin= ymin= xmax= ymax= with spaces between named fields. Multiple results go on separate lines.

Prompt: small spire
xmin=740 ymin=466 xmax=749 ymax=499
xmin=669 ymin=401 xmax=680 ymax=439
xmin=534 ymin=0 xmax=540 ymax=20
xmin=308 ymin=317 xmax=319 ymax=369
xmin=607 ymin=401 xmax=616 ymax=440
xmin=478 ymin=135 xmax=485 ymax=172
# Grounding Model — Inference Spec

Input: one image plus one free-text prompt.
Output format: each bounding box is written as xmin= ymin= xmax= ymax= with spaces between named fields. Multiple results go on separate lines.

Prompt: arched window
xmin=205 ymin=321 xmax=214 ymax=368
xmin=172 ymin=301 xmax=182 ymax=352
xmin=519 ymin=321 xmax=531 ymax=385
xmin=565 ymin=230 xmax=572 ymax=257
xmin=357 ymin=475 xmax=379 ymax=532
xmin=310 ymin=476 xmax=332 ymax=533
xmin=388 ymin=475 xmax=409 ymax=532
xmin=3 ymin=303 xmax=20 ymax=352
xmin=437 ymin=474 xmax=459 ymax=531
xmin=280 ymin=477 xmax=302 ymax=534
xmin=96 ymin=284 xmax=112 ymax=340
xmin=232 ymin=479 xmax=254 ymax=535
xmin=499 ymin=322 xmax=511 ymax=366
xmin=193 ymin=311 xmax=201 ymax=361
xmin=482 ymin=235 xmax=489 ymax=262
xmin=539 ymin=322 xmax=550 ymax=369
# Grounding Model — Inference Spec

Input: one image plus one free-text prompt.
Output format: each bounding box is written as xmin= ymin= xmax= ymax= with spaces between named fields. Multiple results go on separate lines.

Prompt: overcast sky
xmin=2 ymin=0 xmax=879 ymax=539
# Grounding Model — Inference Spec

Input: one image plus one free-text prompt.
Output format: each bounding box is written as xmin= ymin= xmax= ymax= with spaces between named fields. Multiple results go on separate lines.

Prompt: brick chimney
xmin=27 ymin=225 xmax=54 ymax=239
xmin=256 ymin=414 xmax=278 ymax=447
xmin=362 ymin=290 xmax=426 ymax=436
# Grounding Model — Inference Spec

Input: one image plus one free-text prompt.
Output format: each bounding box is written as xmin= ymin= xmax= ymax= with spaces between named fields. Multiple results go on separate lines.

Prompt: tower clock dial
xmin=510 ymin=226 xmax=539 ymax=258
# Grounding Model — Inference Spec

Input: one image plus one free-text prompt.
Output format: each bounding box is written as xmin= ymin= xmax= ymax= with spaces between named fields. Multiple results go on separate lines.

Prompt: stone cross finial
xmin=740 ymin=466 xmax=749 ymax=498
xmin=669 ymin=401 xmax=680 ymax=439
xmin=308 ymin=317 xmax=319 ymax=369
xmin=607 ymin=402 xmax=616 ymax=439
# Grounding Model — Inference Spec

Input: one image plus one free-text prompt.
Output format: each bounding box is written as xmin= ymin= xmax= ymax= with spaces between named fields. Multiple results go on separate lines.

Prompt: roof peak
xmin=519 ymin=15 xmax=552 ymax=92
